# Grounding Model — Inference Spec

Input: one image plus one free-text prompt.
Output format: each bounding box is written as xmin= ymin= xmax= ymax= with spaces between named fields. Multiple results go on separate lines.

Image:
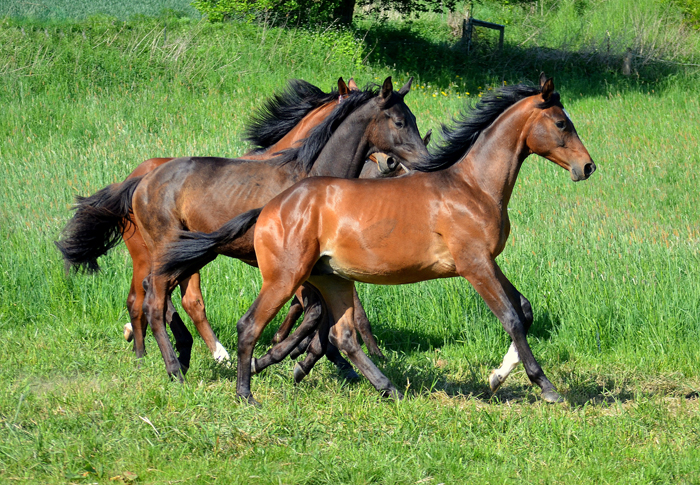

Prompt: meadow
xmin=1 ymin=1 xmax=700 ymax=482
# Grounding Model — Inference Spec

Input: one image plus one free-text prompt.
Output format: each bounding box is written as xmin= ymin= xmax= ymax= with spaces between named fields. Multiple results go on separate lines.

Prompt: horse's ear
xmin=380 ymin=76 xmax=393 ymax=100
xmin=422 ymin=129 xmax=432 ymax=147
xmin=338 ymin=77 xmax=349 ymax=97
xmin=348 ymin=78 xmax=358 ymax=91
xmin=398 ymin=77 xmax=413 ymax=97
xmin=539 ymin=72 xmax=547 ymax=88
xmin=542 ymin=77 xmax=555 ymax=102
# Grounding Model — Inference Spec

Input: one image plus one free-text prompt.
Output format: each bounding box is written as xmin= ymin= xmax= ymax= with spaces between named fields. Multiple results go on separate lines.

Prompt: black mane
xmin=269 ymin=85 xmax=379 ymax=173
xmin=417 ymin=83 xmax=557 ymax=172
xmin=245 ymin=79 xmax=339 ymax=150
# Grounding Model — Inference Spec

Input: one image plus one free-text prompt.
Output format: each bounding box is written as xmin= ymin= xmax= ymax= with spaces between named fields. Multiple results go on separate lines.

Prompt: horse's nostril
xmin=584 ymin=162 xmax=595 ymax=177
xmin=387 ymin=157 xmax=397 ymax=170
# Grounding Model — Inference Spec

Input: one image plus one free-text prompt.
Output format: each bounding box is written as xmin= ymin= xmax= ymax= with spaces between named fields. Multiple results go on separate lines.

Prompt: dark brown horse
xmin=58 ymin=77 xmax=430 ymax=380
xmin=117 ymin=78 xmax=367 ymax=363
xmin=161 ymin=75 xmax=596 ymax=404
xmin=58 ymin=78 xmax=400 ymax=370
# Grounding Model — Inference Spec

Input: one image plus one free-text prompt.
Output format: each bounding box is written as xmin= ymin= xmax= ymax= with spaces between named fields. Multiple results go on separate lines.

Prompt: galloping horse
xmin=160 ymin=75 xmax=596 ymax=404
xmin=58 ymin=77 xmax=430 ymax=381
xmin=121 ymin=79 xmax=390 ymax=363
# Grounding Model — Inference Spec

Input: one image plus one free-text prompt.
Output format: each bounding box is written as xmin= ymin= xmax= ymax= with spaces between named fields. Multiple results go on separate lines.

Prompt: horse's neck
xmin=307 ymin=103 xmax=372 ymax=179
xmin=452 ymin=100 xmax=534 ymax=210
xmin=267 ymin=103 xmax=335 ymax=155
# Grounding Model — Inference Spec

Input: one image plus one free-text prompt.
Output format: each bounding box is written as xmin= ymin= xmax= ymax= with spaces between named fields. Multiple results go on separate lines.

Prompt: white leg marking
xmin=213 ymin=341 xmax=231 ymax=363
xmin=123 ymin=322 xmax=134 ymax=342
xmin=489 ymin=342 xmax=521 ymax=392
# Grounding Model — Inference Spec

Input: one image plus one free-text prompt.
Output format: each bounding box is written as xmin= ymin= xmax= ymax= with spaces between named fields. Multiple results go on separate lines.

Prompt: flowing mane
xmin=268 ymin=85 xmax=379 ymax=173
xmin=245 ymin=80 xmax=339 ymax=150
xmin=416 ymin=83 xmax=559 ymax=172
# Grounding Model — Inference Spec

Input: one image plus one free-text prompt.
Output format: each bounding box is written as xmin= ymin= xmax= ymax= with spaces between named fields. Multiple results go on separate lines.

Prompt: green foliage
xmin=191 ymin=0 xmax=344 ymax=25
xmin=667 ymin=0 xmax=700 ymax=28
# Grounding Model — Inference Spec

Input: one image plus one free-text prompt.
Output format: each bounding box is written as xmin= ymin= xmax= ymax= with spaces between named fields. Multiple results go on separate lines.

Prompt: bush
xmin=191 ymin=0 xmax=345 ymax=25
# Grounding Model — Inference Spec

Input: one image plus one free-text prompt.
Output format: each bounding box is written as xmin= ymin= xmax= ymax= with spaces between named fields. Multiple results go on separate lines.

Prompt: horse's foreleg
xmin=180 ymin=273 xmax=230 ymax=363
xmin=353 ymin=288 xmax=385 ymax=359
xmin=251 ymin=285 xmax=322 ymax=374
xmin=460 ymin=259 xmax=562 ymax=403
xmin=293 ymin=316 xmax=329 ymax=384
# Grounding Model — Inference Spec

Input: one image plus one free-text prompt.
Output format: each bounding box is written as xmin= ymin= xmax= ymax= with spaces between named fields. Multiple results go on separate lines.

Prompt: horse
xmin=122 ymin=78 xmax=389 ymax=362
xmin=57 ymin=77 xmax=430 ymax=381
xmin=57 ymin=77 xmax=378 ymax=367
xmin=159 ymin=75 xmax=596 ymax=405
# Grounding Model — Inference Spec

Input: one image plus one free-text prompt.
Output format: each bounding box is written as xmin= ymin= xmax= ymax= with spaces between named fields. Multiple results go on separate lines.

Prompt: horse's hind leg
xmin=460 ymin=258 xmax=561 ymax=403
xmin=235 ymin=282 xmax=300 ymax=404
xmin=142 ymin=274 xmax=185 ymax=382
xmin=180 ymin=273 xmax=231 ymax=363
xmin=353 ymin=288 xmax=385 ymax=359
xmin=272 ymin=293 xmax=303 ymax=345
xmin=489 ymin=292 xmax=533 ymax=393
xmin=165 ymin=298 xmax=193 ymax=373
xmin=312 ymin=276 xmax=400 ymax=399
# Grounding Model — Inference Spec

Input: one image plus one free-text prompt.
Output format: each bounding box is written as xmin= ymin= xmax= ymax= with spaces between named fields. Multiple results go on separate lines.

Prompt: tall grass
xmin=1 ymin=8 xmax=700 ymax=484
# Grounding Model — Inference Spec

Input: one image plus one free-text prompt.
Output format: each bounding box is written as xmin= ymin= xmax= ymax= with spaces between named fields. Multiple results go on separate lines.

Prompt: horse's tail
xmin=158 ymin=207 xmax=263 ymax=281
xmin=55 ymin=176 xmax=143 ymax=273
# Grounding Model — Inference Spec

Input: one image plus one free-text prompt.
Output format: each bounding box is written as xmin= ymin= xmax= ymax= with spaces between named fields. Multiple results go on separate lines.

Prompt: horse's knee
xmin=329 ymin=326 xmax=359 ymax=354
xmin=181 ymin=290 xmax=205 ymax=317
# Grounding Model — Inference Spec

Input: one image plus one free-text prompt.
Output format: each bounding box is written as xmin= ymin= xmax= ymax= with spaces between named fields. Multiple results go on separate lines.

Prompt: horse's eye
xmin=555 ymin=120 xmax=567 ymax=130
xmin=395 ymin=121 xmax=404 ymax=129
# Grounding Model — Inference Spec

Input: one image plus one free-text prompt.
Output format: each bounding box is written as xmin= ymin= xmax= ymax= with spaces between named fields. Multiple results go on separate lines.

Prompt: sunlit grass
xmin=1 ymin=13 xmax=700 ymax=484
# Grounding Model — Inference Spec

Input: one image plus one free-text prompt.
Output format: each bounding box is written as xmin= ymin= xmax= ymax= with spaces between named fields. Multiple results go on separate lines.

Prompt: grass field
xmin=2 ymin=3 xmax=700 ymax=483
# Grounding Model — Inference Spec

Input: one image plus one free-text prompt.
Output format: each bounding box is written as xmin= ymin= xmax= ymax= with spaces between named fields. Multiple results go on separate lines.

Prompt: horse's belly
xmin=315 ymin=248 xmax=456 ymax=285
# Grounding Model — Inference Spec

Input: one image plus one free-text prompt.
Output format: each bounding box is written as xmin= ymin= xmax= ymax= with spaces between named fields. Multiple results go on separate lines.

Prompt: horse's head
xmin=359 ymin=128 xmax=432 ymax=179
xmin=525 ymin=74 xmax=596 ymax=182
xmin=366 ymin=77 xmax=430 ymax=170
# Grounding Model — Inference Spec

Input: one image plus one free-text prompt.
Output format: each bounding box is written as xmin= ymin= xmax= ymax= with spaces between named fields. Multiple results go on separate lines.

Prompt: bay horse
xmin=160 ymin=75 xmax=596 ymax=404
xmin=58 ymin=77 xmax=430 ymax=381
xmin=58 ymin=77 xmax=380 ymax=367
xmin=118 ymin=78 xmax=391 ymax=363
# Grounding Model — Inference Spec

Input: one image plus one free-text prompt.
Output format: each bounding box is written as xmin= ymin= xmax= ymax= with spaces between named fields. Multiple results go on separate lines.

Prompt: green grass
xmin=1 ymin=7 xmax=700 ymax=484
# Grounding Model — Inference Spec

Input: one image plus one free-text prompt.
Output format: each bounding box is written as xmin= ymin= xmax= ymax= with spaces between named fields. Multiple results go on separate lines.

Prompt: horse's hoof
xmin=542 ymin=389 xmax=565 ymax=403
xmin=238 ymin=394 xmax=261 ymax=407
xmin=293 ymin=363 xmax=307 ymax=384
xmin=382 ymin=388 xmax=403 ymax=400
xmin=342 ymin=369 xmax=360 ymax=381
xmin=368 ymin=347 xmax=386 ymax=360
xmin=123 ymin=323 xmax=134 ymax=342
xmin=488 ymin=370 xmax=505 ymax=393
xmin=169 ymin=369 xmax=186 ymax=384
xmin=250 ymin=358 xmax=258 ymax=375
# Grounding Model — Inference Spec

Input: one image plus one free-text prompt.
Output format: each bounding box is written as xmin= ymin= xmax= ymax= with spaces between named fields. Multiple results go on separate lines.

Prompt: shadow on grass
xmin=357 ymin=22 xmax=688 ymax=96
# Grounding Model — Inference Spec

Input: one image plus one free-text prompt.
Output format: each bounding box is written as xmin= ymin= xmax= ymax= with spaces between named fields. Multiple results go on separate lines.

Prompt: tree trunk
xmin=334 ymin=0 xmax=356 ymax=24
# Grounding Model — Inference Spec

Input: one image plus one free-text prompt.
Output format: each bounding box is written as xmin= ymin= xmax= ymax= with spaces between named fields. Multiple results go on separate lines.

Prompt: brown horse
xmin=118 ymin=78 xmax=367 ymax=362
xmin=58 ymin=78 xmax=399 ymax=371
xmin=160 ymin=75 xmax=596 ymax=404
xmin=59 ymin=77 xmax=430 ymax=381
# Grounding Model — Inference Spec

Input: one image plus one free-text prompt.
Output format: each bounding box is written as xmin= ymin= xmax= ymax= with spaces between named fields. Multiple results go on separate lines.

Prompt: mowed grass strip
xmin=1 ymin=16 xmax=700 ymax=483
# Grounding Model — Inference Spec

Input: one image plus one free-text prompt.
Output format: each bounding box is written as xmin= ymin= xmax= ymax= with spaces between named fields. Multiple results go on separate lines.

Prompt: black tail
xmin=158 ymin=207 xmax=263 ymax=281
xmin=55 ymin=177 xmax=143 ymax=273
